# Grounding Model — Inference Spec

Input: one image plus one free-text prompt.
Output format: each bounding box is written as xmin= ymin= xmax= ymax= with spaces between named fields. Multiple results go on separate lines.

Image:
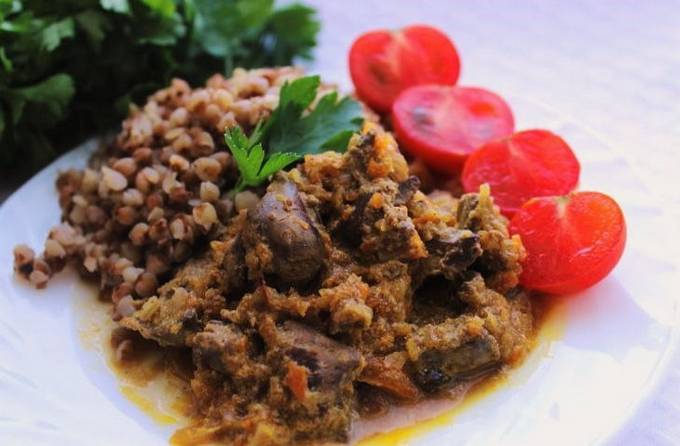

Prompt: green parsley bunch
xmin=0 ymin=0 xmax=319 ymax=173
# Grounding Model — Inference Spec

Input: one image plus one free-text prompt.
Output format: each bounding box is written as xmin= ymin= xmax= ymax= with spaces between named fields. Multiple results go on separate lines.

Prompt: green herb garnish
xmin=224 ymin=125 xmax=301 ymax=193
xmin=262 ymin=75 xmax=363 ymax=155
xmin=225 ymin=75 xmax=363 ymax=192
xmin=0 ymin=0 xmax=320 ymax=173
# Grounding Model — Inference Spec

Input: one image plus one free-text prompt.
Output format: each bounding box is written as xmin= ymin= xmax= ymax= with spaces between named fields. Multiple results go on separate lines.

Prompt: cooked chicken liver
xmin=407 ymin=317 xmax=501 ymax=391
xmin=121 ymin=123 xmax=532 ymax=445
xmin=273 ymin=321 xmax=361 ymax=393
xmin=244 ymin=180 xmax=325 ymax=285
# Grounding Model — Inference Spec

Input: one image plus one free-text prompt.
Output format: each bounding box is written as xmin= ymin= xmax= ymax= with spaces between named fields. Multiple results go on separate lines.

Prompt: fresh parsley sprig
xmin=262 ymin=75 xmax=363 ymax=155
xmin=224 ymin=75 xmax=363 ymax=192
xmin=224 ymin=125 xmax=301 ymax=193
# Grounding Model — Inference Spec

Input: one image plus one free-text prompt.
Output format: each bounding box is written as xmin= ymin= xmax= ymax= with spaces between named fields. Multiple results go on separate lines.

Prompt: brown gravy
xmin=76 ymin=279 xmax=564 ymax=445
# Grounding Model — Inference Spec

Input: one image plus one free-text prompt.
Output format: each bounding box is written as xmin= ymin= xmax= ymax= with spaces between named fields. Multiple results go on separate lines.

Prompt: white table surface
xmin=302 ymin=1 xmax=680 ymax=444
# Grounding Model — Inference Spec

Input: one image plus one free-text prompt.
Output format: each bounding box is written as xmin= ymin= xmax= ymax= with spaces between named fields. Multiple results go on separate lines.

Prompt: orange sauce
xmin=358 ymin=377 xmax=505 ymax=446
xmin=357 ymin=296 xmax=567 ymax=445
xmin=74 ymin=282 xmax=192 ymax=429
xmin=120 ymin=385 xmax=180 ymax=425
xmin=75 ymin=280 xmax=566 ymax=445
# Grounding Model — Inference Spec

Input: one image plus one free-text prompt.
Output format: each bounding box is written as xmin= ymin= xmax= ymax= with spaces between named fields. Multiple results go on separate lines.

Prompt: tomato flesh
xmin=509 ymin=192 xmax=626 ymax=295
xmin=392 ymin=84 xmax=514 ymax=172
xmin=462 ymin=130 xmax=580 ymax=216
xmin=349 ymin=25 xmax=460 ymax=112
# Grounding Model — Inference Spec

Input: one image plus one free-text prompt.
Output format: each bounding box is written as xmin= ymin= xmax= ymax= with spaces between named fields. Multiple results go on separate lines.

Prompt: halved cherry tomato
xmin=349 ymin=25 xmax=460 ymax=112
xmin=509 ymin=192 xmax=626 ymax=295
xmin=392 ymin=84 xmax=514 ymax=172
xmin=462 ymin=130 xmax=580 ymax=216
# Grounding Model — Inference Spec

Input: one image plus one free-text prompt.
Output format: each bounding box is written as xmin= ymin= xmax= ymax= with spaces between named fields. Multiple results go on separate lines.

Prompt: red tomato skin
xmin=349 ymin=25 xmax=460 ymax=112
xmin=461 ymin=130 xmax=581 ymax=216
xmin=509 ymin=192 xmax=626 ymax=295
xmin=392 ymin=85 xmax=514 ymax=172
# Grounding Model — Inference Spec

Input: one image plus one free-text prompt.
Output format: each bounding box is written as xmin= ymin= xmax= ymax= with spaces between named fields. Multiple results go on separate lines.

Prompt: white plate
xmin=0 ymin=96 xmax=678 ymax=446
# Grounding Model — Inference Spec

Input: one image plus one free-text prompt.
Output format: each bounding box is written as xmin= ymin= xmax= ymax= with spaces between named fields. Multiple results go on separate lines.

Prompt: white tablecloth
xmin=302 ymin=1 xmax=680 ymax=444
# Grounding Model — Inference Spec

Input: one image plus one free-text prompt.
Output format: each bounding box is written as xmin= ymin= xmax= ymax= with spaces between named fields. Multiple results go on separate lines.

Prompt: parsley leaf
xmin=40 ymin=17 xmax=74 ymax=52
xmin=192 ymin=0 xmax=270 ymax=59
xmin=262 ymin=76 xmax=363 ymax=156
xmin=100 ymin=0 xmax=131 ymax=14
xmin=225 ymin=126 xmax=301 ymax=192
xmin=0 ymin=47 xmax=12 ymax=72
xmin=225 ymin=75 xmax=363 ymax=192
xmin=141 ymin=0 xmax=176 ymax=18
xmin=75 ymin=10 xmax=111 ymax=48
xmin=9 ymin=73 xmax=75 ymax=125
xmin=273 ymin=74 xmax=319 ymax=116
xmin=265 ymin=4 xmax=320 ymax=65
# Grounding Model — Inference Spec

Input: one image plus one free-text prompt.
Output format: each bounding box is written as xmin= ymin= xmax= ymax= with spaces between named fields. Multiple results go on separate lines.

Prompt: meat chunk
xmin=413 ymin=335 xmax=500 ymax=392
xmin=474 ymin=229 xmax=525 ymax=293
xmin=406 ymin=316 xmax=501 ymax=392
xmin=396 ymin=175 xmax=421 ymax=205
xmin=345 ymin=127 xmax=410 ymax=184
xmin=405 ymin=187 xmax=482 ymax=285
xmin=358 ymin=353 xmax=421 ymax=400
xmin=121 ymin=234 xmax=245 ymax=346
xmin=271 ymin=321 xmax=362 ymax=396
xmin=321 ymin=126 xmax=425 ymax=263
xmin=339 ymin=178 xmax=426 ymax=262
xmin=363 ymin=260 xmax=412 ymax=322
xmin=191 ymin=322 xmax=270 ymax=387
xmin=121 ymin=285 xmax=199 ymax=346
xmin=456 ymin=189 xmax=505 ymax=233
xmin=244 ymin=179 xmax=325 ymax=285
xmin=317 ymin=273 xmax=373 ymax=334
xmin=420 ymin=227 xmax=482 ymax=280
xmin=458 ymin=273 xmax=533 ymax=364
xmin=263 ymin=321 xmax=362 ymax=442
xmin=219 ymin=235 xmax=248 ymax=296
xmin=457 ymin=185 xmax=525 ymax=292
